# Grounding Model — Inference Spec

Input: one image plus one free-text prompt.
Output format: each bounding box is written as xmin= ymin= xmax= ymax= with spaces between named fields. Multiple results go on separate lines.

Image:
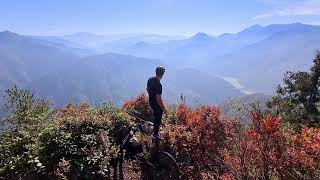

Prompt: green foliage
xmin=39 ymin=115 xmax=116 ymax=179
xmin=0 ymin=89 xmax=121 ymax=180
xmin=0 ymin=128 xmax=44 ymax=179
xmin=43 ymin=104 xmax=119 ymax=179
xmin=268 ymin=51 xmax=320 ymax=128
xmin=98 ymin=102 xmax=132 ymax=145
xmin=0 ymin=86 xmax=52 ymax=179
xmin=1 ymin=86 xmax=52 ymax=130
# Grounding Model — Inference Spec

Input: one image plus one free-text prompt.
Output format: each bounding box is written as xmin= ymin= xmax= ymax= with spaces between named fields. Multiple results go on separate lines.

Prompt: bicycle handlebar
xmin=122 ymin=109 xmax=149 ymax=124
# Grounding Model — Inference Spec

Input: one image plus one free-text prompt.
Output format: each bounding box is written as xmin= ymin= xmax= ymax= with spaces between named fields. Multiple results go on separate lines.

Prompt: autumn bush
xmin=123 ymin=93 xmax=153 ymax=122
xmin=122 ymin=95 xmax=320 ymax=179
xmin=165 ymin=104 xmax=237 ymax=179
xmin=221 ymin=113 xmax=320 ymax=180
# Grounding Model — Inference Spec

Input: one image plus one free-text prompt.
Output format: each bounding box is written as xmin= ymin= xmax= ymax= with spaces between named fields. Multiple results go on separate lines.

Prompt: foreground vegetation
xmin=1 ymin=52 xmax=320 ymax=179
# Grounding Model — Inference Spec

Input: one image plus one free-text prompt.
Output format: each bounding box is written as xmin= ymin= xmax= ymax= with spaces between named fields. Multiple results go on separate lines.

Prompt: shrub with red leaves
xmin=121 ymin=94 xmax=320 ymax=179
xmin=123 ymin=93 xmax=153 ymax=122
xmin=221 ymin=113 xmax=320 ymax=179
xmin=164 ymin=104 xmax=237 ymax=179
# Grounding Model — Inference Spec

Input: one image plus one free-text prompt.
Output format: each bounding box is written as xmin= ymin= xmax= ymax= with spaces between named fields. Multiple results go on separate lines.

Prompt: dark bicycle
xmin=111 ymin=111 xmax=180 ymax=180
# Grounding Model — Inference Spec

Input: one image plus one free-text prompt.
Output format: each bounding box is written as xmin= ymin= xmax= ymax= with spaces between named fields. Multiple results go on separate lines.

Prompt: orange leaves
xmin=250 ymin=112 xmax=282 ymax=136
xmin=123 ymin=94 xmax=320 ymax=179
xmin=300 ymin=127 xmax=320 ymax=158
xmin=262 ymin=115 xmax=282 ymax=134
xmin=123 ymin=93 xmax=152 ymax=121
xmin=175 ymin=103 xmax=189 ymax=125
xmin=175 ymin=104 xmax=221 ymax=129
xmin=59 ymin=103 xmax=91 ymax=118
xmin=167 ymin=104 xmax=236 ymax=178
xmin=221 ymin=112 xmax=320 ymax=179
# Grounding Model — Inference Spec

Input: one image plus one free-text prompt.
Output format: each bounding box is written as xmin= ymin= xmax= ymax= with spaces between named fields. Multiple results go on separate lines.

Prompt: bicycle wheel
xmin=152 ymin=151 xmax=180 ymax=180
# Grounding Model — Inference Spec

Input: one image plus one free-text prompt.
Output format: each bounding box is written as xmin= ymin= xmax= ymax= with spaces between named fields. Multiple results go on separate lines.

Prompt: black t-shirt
xmin=147 ymin=77 xmax=162 ymax=109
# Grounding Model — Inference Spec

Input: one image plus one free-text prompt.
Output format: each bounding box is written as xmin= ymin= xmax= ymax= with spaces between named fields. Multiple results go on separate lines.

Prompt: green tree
xmin=268 ymin=51 xmax=320 ymax=127
xmin=1 ymin=86 xmax=53 ymax=131
xmin=0 ymin=86 xmax=53 ymax=179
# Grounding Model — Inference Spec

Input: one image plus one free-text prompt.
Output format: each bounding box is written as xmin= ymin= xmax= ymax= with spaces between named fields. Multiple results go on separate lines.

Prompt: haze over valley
xmin=1 ymin=22 xmax=319 ymax=106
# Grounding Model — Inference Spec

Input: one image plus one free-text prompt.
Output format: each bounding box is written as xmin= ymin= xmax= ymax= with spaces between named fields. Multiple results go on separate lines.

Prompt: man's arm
xmin=156 ymin=94 xmax=167 ymax=114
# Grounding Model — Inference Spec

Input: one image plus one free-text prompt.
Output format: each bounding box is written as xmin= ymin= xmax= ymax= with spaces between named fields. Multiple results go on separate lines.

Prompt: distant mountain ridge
xmin=99 ymin=23 xmax=320 ymax=94
xmin=0 ymin=31 xmax=242 ymax=106
xmin=106 ymin=23 xmax=320 ymax=68
xmin=207 ymin=23 xmax=320 ymax=93
xmin=28 ymin=35 xmax=96 ymax=57
xmin=1 ymin=22 xmax=319 ymax=106
xmin=0 ymin=30 xmax=79 ymax=90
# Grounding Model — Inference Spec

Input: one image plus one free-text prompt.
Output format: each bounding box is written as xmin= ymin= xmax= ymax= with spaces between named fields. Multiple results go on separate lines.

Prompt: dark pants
xmin=151 ymin=106 xmax=163 ymax=136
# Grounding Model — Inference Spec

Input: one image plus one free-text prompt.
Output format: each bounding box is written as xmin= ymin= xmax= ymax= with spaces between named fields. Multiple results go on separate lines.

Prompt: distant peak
xmin=193 ymin=32 xmax=210 ymax=37
xmin=0 ymin=30 xmax=18 ymax=35
xmin=251 ymin=24 xmax=263 ymax=28
xmin=244 ymin=24 xmax=263 ymax=31
xmin=0 ymin=30 xmax=21 ymax=39
xmin=252 ymin=24 xmax=263 ymax=29
xmin=191 ymin=32 xmax=212 ymax=41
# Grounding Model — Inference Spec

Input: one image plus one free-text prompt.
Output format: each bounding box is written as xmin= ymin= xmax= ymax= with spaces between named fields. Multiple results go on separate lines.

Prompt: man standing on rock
xmin=147 ymin=66 xmax=167 ymax=141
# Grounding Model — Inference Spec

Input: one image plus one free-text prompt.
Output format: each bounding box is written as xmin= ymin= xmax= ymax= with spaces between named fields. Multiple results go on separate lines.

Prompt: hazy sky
xmin=1 ymin=0 xmax=320 ymax=36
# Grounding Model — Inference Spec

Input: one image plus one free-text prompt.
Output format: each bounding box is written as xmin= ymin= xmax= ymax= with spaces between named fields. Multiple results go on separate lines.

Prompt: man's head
xmin=155 ymin=66 xmax=165 ymax=79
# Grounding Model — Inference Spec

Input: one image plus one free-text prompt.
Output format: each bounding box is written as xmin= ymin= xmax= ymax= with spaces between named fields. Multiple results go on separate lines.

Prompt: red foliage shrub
xmin=166 ymin=104 xmax=237 ymax=179
xmin=175 ymin=103 xmax=189 ymax=125
xmin=123 ymin=93 xmax=153 ymax=121
xmin=122 ymin=95 xmax=320 ymax=179
xmin=221 ymin=113 xmax=320 ymax=179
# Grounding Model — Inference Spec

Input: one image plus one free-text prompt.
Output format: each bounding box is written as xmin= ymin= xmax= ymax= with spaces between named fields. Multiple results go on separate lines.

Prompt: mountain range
xmin=0 ymin=31 xmax=242 ymax=106
xmin=206 ymin=23 xmax=320 ymax=93
xmin=0 ymin=31 xmax=78 ymax=90
xmin=111 ymin=23 xmax=320 ymax=94
xmin=1 ymin=23 xmax=319 ymax=106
